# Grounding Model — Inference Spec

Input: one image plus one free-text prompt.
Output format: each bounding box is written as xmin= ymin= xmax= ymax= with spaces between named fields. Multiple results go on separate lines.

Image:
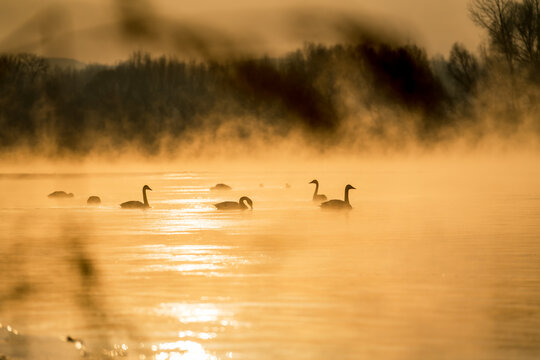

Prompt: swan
xmin=120 ymin=185 xmax=152 ymax=209
xmin=309 ymin=180 xmax=327 ymax=202
xmin=320 ymin=184 xmax=355 ymax=210
xmin=48 ymin=191 xmax=74 ymax=198
xmin=210 ymin=183 xmax=232 ymax=191
xmin=87 ymin=196 xmax=101 ymax=205
xmin=215 ymin=196 xmax=253 ymax=210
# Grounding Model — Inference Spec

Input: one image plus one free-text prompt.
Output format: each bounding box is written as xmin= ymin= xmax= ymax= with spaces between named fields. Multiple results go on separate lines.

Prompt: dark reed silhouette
xmin=215 ymin=196 xmax=253 ymax=210
xmin=210 ymin=183 xmax=232 ymax=191
xmin=86 ymin=196 xmax=101 ymax=205
xmin=120 ymin=185 xmax=152 ymax=209
xmin=309 ymin=179 xmax=327 ymax=202
xmin=48 ymin=191 xmax=74 ymax=198
xmin=321 ymin=184 xmax=355 ymax=210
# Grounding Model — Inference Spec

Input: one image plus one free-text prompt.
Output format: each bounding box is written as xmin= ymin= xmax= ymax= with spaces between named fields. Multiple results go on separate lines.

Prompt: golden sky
xmin=0 ymin=0 xmax=481 ymax=63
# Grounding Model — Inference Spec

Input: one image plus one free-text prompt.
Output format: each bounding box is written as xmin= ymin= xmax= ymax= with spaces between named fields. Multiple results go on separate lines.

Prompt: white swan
xmin=87 ymin=196 xmax=101 ymax=205
xmin=215 ymin=196 xmax=253 ymax=210
xmin=210 ymin=183 xmax=232 ymax=191
xmin=320 ymin=184 xmax=355 ymax=210
xmin=48 ymin=191 xmax=73 ymax=198
xmin=120 ymin=185 xmax=152 ymax=209
xmin=309 ymin=179 xmax=327 ymax=202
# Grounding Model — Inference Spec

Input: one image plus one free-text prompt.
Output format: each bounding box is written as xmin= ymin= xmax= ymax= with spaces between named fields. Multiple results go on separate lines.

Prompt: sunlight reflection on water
xmin=1 ymin=166 xmax=540 ymax=360
xmin=158 ymin=215 xmax=226 ymax=233
xmin=155 ymin=303 xmax=234 ymax=324
xmin=133 ymin=244 xmax=248 ymax=276
xmin=154 ymin=340 xmax=217 ymax=360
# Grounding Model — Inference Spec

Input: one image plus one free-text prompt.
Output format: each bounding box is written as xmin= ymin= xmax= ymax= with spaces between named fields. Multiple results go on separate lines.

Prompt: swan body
xmin=121 ymin=185 xmax=152 ymax=209
xmin=48 ymin=191 xmax=74 ymax=198
xmin=309 ymin=180 xmax=327 ymax=202
xmin=320 ymin=184 xmax=355 ymax=210
xmin=211 ymin=183 xmax=232 ymax=191
xmin=215 ymin=196 xmax=253 ymax=210
xmin=87 ymin=196 xmax=101 ymax=205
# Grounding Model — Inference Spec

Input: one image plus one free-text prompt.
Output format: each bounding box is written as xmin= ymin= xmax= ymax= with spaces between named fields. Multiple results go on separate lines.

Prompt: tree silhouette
xmin=448 ymin=43 xmax=480 ymax=95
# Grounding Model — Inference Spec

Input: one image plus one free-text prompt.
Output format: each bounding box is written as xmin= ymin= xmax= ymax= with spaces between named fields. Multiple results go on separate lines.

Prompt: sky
xmin=0 ymin=0 xmax=482 ymax=63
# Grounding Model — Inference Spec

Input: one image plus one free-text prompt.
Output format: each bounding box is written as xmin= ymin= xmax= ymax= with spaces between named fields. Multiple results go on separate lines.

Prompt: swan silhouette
xmin=48 ymin=191 xmax=74 ymax=198
xmin=320 ymin=184 xmax=355 ymax=210
xmin=309 ymin=180 xmax=327 ymax=202
xmin=210 ymin=183 xmax=232 ymax=191
xmin=215 ymin=196 xmax=253 ymax=210
xmin=120 ymin=185 xmax=152 ymax=209
xmin=87 ymin=196 xmax=101 ymax=205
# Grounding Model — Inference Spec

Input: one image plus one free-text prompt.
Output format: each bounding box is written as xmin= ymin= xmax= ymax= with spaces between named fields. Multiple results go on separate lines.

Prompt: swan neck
xmin=344 ymin=187 xmax=350 ymax=204
xmin=313 ymin=182 xmax=319 ymax=198
xmin=143 ymin=188 xmax=149 ymax=206
xmin=240 ymin=197 xmax=251 ymax=209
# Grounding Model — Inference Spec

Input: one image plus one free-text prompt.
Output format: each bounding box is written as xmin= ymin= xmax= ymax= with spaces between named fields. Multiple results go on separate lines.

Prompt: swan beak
xmin=350 ymin=186 xmax=356 ymax=190
xmin=309 ymin=180 xmax=315 ymax=184
xmin=148 ymin=187 xmax=153 ymax=191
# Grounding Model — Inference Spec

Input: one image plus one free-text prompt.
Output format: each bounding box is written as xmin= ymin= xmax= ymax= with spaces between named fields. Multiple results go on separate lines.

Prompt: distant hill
xmin=46 ymin=57 xmax=86 ymax=70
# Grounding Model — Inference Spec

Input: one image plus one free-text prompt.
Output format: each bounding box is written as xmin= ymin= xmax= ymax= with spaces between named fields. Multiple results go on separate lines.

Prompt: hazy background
xmin=0 ymin=0 xmax=480 ymax=62
xmin=0 ymin=0 xmax=538 ymax=171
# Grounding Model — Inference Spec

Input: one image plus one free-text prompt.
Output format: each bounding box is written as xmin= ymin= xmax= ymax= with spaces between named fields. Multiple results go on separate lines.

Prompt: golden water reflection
xmin=155 ymin=303 xmax=236 ymax=325
xmin=153 ymin=340 xmax=217 ymax=360
xmin=133 ymin=244 xmax=250 ymax=276
xmin=149 ymin=303 xmax=237 ymax=360
xmin=2 ymin=166 xmax=540 ymax=359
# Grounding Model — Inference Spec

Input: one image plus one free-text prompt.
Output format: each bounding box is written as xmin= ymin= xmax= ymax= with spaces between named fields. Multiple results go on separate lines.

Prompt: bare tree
xmin=0 ymin=53 xmax=48 ymax=85
xmin=469 ymin=0 xmax=540 ymax=73
xmin=513 ymin=0 xmax=540 ymax=65
xmin=448 ymin=43 xmax=480 ymax=94
xmin=469 ymin=0 xmax=518 ymax=71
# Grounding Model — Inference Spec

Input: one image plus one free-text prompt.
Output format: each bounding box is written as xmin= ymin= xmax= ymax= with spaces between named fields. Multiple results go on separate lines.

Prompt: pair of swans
xmin=121 ymin=185 xmax=253 ymax=211
xmin=310 ymin=180 xmax=356 ymax=210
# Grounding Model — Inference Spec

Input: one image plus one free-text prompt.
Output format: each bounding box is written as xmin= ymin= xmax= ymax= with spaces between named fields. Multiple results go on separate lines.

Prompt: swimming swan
xmin=215 ymin=196 xmax=253 ymax=210
xmin=320 ymin=184 xmax=355 ymax=210
xmin=48 ymin=191 xmax=74 ymax=198
xmin=87 ymin=196 xmax=101 ymax=205
xmin=120 ymin=185 xmax=152 ymax=209
xmin=309 ymin=180 xmax=327 ymax=202
xmin=210 ymin=183 xmax=232 ymax=191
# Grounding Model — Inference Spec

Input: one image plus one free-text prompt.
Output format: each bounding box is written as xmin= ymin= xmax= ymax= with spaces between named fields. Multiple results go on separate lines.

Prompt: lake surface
xmin=1 ymin=162 xmax=540 ymax=359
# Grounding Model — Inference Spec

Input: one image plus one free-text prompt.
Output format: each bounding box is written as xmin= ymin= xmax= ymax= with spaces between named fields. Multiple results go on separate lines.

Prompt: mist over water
xmin=0 ymin=1 xmax=538 ymax=160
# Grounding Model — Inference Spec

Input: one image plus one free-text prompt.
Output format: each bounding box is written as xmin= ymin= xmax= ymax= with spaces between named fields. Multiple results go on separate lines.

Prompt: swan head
xmin=143 ymin=185 xmax=152 ymax=191
xmin=239 ymin=196 xmax=253 ymax=210
xmin=345 ymin=184 xmax=356 ymax=191
xmin=309 ymin=179 xmax=319 ymax=185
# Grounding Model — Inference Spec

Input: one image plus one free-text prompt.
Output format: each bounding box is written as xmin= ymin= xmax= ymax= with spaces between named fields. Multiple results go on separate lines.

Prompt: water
xmin=1 ymin=161 xmax=540 ymax=359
